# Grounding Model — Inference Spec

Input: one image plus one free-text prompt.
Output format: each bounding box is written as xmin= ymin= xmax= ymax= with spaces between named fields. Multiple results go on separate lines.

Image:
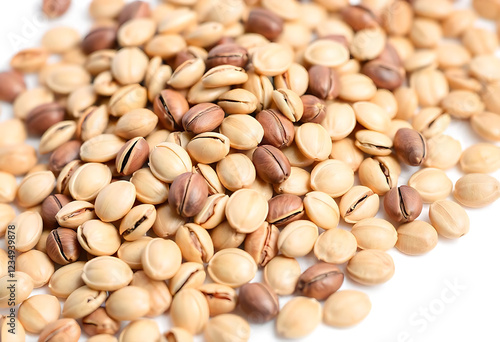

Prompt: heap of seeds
xmin=1 ymin=0 xmax=500 ymax=340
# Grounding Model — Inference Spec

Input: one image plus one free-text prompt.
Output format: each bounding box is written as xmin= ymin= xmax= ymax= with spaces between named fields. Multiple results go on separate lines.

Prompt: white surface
xmin=1 ymin=1 xmax=500 ymax=341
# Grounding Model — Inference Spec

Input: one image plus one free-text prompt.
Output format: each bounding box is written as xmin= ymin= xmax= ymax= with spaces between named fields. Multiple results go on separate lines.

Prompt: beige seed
xmin=276 ymin=297 xmax=322 ymax=339
xmin=396 ymin=221 xmax=438 ymax=255
xmin=323 ymin=290 xmax=371 ymax=327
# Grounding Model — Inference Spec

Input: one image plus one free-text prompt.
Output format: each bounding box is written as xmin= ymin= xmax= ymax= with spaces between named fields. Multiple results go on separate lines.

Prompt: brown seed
xmin=341 ymin=5 xmax=380 ymax=31
xmin=153 ymin=89 xmax=189 ymax=131
xmin=393 ymin=128 xmax=427 ymax=166
xmin=182 ymin=103 xmax=225 ymax=134
xmin=117 ymin=1 xmax=151 ymax=26
xmin=252 ymin=145 xmax=291 ymax=185
xmin=46 ymin=228 xmax=82 ymax=265
xmin=206 ymin=44 xmax=249 ymax=69
xmin=81 ymin=26 xmax=117 ymax=55
xmin=48 ymin=140 xmax=81 ymax=174
xmin=308 ymin=65 xmax=340 ymax=100
xmin=384 ymin=185 xmax=423 ymax=223
xmin=300 ymin=95 xmax=326 ymax=123
xmin=245 ymin=8 xmax=283 ymax=41
xmin=239 ymin=282 xmax=279 ymax=323
xmin=25 ymin=103 xmax=66 ymax=136
xmin=362 ymin=60 xmax=405 ymax=91
xmin=266 ymin=194 xmax=304 ymax=228
xmin=168 ymin=172 xmax=209 ymax=218
xmin=41 ymin=194 xmax=72 ymax=229
xmin=115 ymin=137 xmax=149 ymax=176
xmin=296 ymin=262 xmax=344 ymax=300
xmin=42 ymin=0 xmax=71 ymax=18
xmin=82 ymin=308 xmax=120 ymax=337
xmin=0 ymin=70 xmax=25 ymax=102
xmin=243 ymin=222 xmax=279 ymax=267
xmin=255 ymin=109 xmax=295 ymax=148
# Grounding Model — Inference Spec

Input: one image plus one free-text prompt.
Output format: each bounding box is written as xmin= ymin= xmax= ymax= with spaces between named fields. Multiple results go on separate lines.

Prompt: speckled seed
xmin=276 ymin=297 xmax=322 ymax=339
xmin=396 ymin=221 xmax=438 ymax=255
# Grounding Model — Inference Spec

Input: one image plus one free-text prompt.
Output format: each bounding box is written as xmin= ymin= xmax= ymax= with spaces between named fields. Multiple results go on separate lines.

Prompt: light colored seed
xmin=396 ymin=221 xmax=439 ymax=255
xmin=408 ymin=168 xmax=453 ymax=203
xmin=346 ymin=249 xmax=395 ymax=285
xmin=276 ymin=297 xmax=321 ymax=339
xmin=460 ymin=143 xmax=500 ymax=173
xmin=323 ymin=290 xmax=371 ymax=327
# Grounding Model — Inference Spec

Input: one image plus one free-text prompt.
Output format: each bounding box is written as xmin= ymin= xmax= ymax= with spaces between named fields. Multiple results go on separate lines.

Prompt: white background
xmin=1 ymin=0 xmax=500 ymax=341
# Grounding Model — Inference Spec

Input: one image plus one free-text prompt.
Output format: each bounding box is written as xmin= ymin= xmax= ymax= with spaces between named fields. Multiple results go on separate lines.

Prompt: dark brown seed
xmin=206 ymin=44 xmax=249 ymax=69
xmin=173 ymin=49 xmax=198 ymax=70
xmin=81 ymin=26 xmax=117 ymax=55
xmin=168 ymin=172 xmax=209 ymax=218
xmin=46 ymin=228 xmax=82 ymax=265
xmin=239 ymin=283 xmax=279 ymax=323
xmin=245 ymin=8 xmax=283 ymax=41
xmin=82 ymin=308 xmax=120 ymax=337
xmin=252 ymin=145 xmax=291 ymax=184
xmin=115 ymin=137 xmax=149 ymax=176
xmin=0 ymin=70 xmax=26 ymax=102
xmin=244 ymin=222 xmax=279 ymax=267
xmin=308 ymin=65 xmax=340 ymax=100
xmin=182 ymin=103 xmax=225 ymax=134
xmin=300 ymin=95 xmax=326 ymax=123
xmin=393 ymin=128 xmax=427 ymax=166
xmin=266 ymin=194 xmax=305 ymax=228
xmin=341 ymin=5 xmax=380 ymax=31
xmin=26 ymin=102 xmax=66 ymax=136
xmin=362 ymin=60 xmax=405 ymax=90
xmin=153 ymin=89 xmax=189 ymax=131
xmin=296 ymin=263 xmax=344 ymax=300
xmin=255 ymin=109 xmax=295 ymax=148
xmin=41 ymin=194 xmax=72 ymax=229
xmin=42 ymin=0 xmax=71 ymax=18
xmin=117 ymin=1 xmax=151 ymax=26
xmin=384 ymin=185 xmax=423 ymax=223
xmin=49 ymin=140 xmax=81 ymax=174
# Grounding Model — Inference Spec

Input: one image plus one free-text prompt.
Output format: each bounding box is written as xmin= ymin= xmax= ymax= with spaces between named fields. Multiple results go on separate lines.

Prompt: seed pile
xmin=1 ymin=0 xmax=500 ymax=341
